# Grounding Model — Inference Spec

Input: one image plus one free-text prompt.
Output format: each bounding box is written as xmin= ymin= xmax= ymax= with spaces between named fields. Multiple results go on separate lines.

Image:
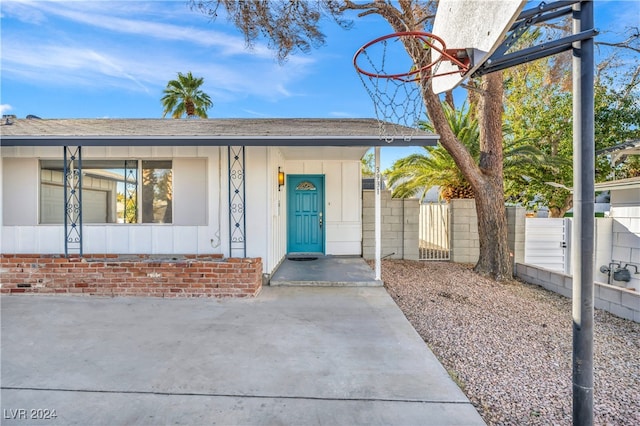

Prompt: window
xmin=141 ymin=160 xmax=172 ymax=224
xmin=296 ymin=181 xmax=316 ymax=190
xmin=39 ymin=160 xmax=173 ymax=224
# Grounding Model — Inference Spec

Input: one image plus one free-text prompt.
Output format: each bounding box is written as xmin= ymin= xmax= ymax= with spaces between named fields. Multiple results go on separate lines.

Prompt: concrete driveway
xmin=1 ymin=288 xmax=484 ymax=425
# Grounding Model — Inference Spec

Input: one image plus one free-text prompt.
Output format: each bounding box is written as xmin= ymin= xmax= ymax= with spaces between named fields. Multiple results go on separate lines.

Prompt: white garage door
xmin=41 ymin=184 xmax=108 ymax=224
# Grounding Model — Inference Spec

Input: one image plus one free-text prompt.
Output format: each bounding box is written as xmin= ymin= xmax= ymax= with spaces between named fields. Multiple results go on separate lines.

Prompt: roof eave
xmin=0 ymin=135 xmax=440 ymax=147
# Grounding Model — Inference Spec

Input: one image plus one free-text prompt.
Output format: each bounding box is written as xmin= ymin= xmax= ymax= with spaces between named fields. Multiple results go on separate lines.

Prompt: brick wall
xmin=515 ymin=263 xmax=640 ymax=323
xmin=0 ymin=254 xmax=262 ymax=298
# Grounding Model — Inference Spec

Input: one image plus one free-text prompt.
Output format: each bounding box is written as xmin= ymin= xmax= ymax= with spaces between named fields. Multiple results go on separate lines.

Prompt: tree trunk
xmin=474 ymin=180 xmax=512 ymax=280
xmin=444 ymin=90 xmax=455 ymax=109
xmin=549 ymin=207 xmax=564 ymax=218
xmin=186 ymin=100 xmax=196 ymax=117
xmin=549 ymin=197 xmax=573 ymax=218
xmin=473 ymin=72 xmax=512 ymax=280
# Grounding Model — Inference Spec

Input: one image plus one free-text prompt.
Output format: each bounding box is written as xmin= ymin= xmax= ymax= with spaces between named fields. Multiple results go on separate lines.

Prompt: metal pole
xmin=375 ymin=146 xmax=381 ymax=280
xmin=572 ymin=2 xmax=594 ymax=425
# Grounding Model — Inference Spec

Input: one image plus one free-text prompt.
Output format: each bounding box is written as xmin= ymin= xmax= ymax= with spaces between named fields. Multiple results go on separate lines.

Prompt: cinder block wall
xmin=516 ymin=263 xmax=639 ymax=323
xmin=362 ymin=194 xmax=526 ymax=264
xmin=450 ymin=199 xmax=479 ymax=263
xmin=362 ymin=190 xmax=419 ymax=260
xmin=0 ymin=254 xmax=262 ymax=298
xmin=450 ymin=200 xmax=525 ymax=265
xmin=507 ymin=205 xmax=526 ymax=265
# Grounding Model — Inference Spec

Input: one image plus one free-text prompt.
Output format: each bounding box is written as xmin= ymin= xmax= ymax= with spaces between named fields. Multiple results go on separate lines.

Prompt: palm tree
xmin=385 ymin=104 xmax=547 ymax=202
xmin=161 ymin=72 xmax=213 ymax=119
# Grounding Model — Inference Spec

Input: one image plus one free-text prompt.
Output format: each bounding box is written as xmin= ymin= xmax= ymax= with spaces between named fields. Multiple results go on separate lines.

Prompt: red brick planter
xmin=0 ymin=254 xmax=262 ymax=298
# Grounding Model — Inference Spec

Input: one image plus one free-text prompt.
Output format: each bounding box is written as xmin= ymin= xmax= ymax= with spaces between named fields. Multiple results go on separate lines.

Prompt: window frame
xmin=38 ymin=158 xmax=174 ymax=225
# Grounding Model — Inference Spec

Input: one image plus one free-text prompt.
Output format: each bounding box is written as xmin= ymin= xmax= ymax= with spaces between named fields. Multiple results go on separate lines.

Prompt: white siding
xmin=244 ymin=146 xmax=270 ymax=260
xmin=267 ymin=148 xmax=287 ymax=275
xmin=2 ymin=146 xmax=363 ymax=274
xmin=3 ymin=158 xmax=38 ymax=225
xmin=2 ymin=147 xmax=224 ymax=257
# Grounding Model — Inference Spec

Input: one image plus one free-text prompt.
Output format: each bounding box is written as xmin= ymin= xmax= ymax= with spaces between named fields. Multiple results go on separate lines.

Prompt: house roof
xmin=596 ymin=139 xmax=640 ymax=165
xmin=547 ymin=177 xmax=640 ymax=193
xmin=594 ymin=177 xmax=640 ymax=192
xmin=0 ymin=118 xmax=439 ymax=147
xmin=611 ymin=141 xmax=640 ymax=165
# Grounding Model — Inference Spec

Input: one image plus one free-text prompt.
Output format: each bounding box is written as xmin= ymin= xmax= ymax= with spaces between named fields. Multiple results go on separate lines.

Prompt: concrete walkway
xmin=1 ymin=288 xmax=485 ymax=425
xmin=270 ymin=256 xmax=383 ymax=286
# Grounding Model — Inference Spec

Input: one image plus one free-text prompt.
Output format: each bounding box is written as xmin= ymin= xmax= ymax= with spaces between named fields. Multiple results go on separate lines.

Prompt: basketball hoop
xmin=353 ymin=31 xmax=469 ymax=142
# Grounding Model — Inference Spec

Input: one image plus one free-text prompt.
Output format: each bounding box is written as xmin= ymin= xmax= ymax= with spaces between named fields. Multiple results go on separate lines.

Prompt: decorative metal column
xmin=63 ymin=146 xmax=82 ymax=256
xmin=124 ymin=160 xmax=138 ymax=223
xmin=228 ymin=146 xmax=246 ymax=257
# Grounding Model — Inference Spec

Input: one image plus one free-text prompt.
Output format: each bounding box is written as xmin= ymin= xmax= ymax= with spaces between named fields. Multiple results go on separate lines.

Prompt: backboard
xmin=431 ymin=0 xmax=527 ymax=94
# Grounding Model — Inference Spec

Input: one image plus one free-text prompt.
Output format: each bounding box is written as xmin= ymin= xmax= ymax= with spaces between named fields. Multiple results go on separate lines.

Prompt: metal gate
xmin=524 ymin=218 xmax=571 ymax=273
xmin=419 ymin=203 xmax=450 ymax=260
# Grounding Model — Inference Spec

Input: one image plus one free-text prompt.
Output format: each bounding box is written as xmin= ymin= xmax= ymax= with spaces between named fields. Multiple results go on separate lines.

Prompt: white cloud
xmin=1 ymin=1 xmax=314 ymax=105
xmin=241 ymin=109 xmax=272 ymax=118
xmin=0 ymin=104 xmax=13 ymax=115
xmin=1 ymin=1 xmax=315 ymax=102
xmin=0 ymin=0 xmax=48 ymax=24
xmin=7 ymin=0 xmax=276 ymax=59
xmin=1 ymin=36 xmax=311 ymax=103
xmin=329 ymin=111 xmax=356 ymax=118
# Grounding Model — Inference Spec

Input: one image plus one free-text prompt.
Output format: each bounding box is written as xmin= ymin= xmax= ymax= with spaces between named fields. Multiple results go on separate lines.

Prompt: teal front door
xmin=287 ymin=175 xmax=325 ymax=254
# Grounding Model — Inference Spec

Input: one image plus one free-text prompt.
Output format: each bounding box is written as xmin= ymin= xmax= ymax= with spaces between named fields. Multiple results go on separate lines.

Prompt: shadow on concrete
xmin=270 ymin=255 xmax=382 ymax=287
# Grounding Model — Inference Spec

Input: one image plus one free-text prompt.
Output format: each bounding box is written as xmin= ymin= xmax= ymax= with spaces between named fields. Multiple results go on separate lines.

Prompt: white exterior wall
xmin=242 ymin=146 xmax=287 ymax=274
xmin=267 ymin=148 xmax=287 ymax=275
xmin=609 ymin=188 xmax=640 ymax=290
xmin=1 ymin=145 xmax=364 ymax=276
xmin=594 ymin=217 xmax=614 ymax=284
xmin=284 ymin=159 xmax=362 ymax=256
xmin=1 ymin=146 xmax=225 ymax=257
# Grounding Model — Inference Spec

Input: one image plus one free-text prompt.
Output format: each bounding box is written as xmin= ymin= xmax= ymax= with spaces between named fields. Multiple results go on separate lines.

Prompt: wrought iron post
xmin=63 ymin=146 xmax=82 ymax=256
xmin=228 ymin=146 xmax=246 ymax=257
xmin=124 ymin=160 xmax=138 ymax=223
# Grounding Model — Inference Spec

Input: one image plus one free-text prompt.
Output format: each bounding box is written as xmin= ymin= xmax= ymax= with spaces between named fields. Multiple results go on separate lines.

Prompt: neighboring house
xmin=593 ymin=177 xmax=640 ymax=290
xmin=0 ymin=118 xmax=437 ymax=296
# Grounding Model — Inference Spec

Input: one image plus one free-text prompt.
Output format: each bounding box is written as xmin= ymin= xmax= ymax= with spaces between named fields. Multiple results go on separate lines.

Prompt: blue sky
xmin=1 ymin=1 xmax=638 ymax=169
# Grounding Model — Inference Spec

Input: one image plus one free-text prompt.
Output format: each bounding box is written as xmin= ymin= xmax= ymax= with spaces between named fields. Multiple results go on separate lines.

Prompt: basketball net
xmin=357 ymin=69 xmax=427 ymax=142
xmin=354 ymin=32 xmax=469 ymax=142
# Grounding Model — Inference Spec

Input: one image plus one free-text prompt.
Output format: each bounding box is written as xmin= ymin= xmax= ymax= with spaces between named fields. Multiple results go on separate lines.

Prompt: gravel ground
xmin=379 ymin=260 xmax=640 ymax=426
